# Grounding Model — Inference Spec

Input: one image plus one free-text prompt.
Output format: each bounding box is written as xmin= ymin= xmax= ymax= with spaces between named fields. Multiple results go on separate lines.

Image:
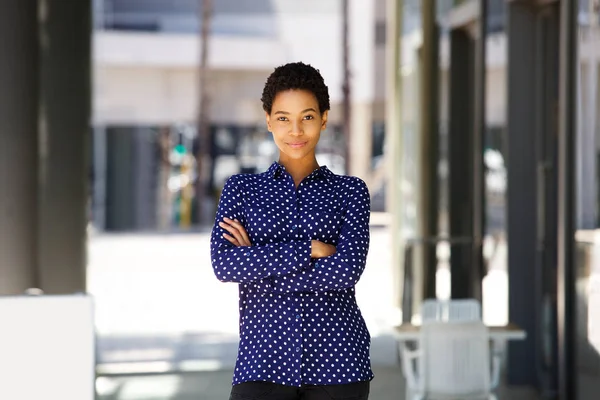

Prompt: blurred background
xmin=1 ymin=0 xmax=600 ymax=399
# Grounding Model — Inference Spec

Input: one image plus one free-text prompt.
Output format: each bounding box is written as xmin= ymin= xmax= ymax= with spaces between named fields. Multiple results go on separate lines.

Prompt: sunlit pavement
xmin=95 ymin=368 xmax=538 ymax=400
xmin=88 ymin=223 xmax=520 ymax=399
xmin=95 ymin=367 xmax=408 ymax=400
xmin=88 ymin=226 xmax=404 ymax=370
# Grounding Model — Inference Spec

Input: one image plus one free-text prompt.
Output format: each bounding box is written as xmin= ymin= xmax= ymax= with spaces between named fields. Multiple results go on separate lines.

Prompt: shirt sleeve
xmin=253 ymin=178 xmax=370 ymax=293
xmin=210 ymin=175 xmax=312 ymax=283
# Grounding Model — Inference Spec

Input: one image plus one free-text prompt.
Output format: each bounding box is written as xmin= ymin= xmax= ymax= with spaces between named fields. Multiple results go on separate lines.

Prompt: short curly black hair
xmin=261 ymin=62 xmax=330 ymax=115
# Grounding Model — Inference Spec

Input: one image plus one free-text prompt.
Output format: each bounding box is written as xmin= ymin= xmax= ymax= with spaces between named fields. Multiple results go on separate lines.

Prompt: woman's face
xmin=266 ymin=89 xmax=328 ymax=163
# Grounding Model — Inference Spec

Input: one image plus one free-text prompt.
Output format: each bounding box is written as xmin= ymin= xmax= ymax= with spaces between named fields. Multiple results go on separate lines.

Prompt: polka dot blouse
xmin=210 ymin=162 xmax=373 ymax=387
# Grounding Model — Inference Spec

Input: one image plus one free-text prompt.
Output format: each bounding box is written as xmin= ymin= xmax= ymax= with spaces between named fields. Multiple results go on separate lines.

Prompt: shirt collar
xmin=268 ymin=162 xmax=332 ymax=181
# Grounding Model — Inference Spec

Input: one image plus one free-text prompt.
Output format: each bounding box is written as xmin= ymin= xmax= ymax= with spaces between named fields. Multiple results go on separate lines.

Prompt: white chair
xmin=399 ymin=299 xmax=482 ymax=366
xmin=402 ymin=321 xmax=501 ymax=400
xmin=421 ymin=299 xmax=481 ymax=322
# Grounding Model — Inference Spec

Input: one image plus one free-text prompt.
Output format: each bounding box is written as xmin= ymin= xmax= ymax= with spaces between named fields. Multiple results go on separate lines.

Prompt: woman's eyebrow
xmin=273 ymin=108 xmax=317 ymax=115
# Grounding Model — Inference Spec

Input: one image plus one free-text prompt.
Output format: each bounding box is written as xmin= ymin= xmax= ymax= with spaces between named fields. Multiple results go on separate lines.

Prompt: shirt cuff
xmin=246 ymin=278 xmax=273 ymax=293
xmin=278 ymin=240 xmax=312 ymax=274
xmin=294 ymin=240 xmax=312 ymax=270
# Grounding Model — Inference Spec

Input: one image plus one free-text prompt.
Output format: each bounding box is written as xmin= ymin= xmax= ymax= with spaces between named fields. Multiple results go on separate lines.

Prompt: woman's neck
xmin=278 ymin=157 xmax=319 ymax=187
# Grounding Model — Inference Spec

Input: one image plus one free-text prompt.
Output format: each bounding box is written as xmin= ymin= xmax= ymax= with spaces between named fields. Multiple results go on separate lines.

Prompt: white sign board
xmin=0 ymin=294 xmax=95 ymax=400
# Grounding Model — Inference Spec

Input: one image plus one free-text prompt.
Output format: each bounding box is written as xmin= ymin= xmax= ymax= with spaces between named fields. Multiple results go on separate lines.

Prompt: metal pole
xmin=93 ymin=125 xmax=107 ymax=231
xmin=197 ymin=0 xmax=213 ymax=226
xmin=471 ymin=0 xmax=487 ymax=302
xmin=557 ymin=0 xmax=577 ymax=398
xmin=342 ymin=0 xmax=351 ymax=174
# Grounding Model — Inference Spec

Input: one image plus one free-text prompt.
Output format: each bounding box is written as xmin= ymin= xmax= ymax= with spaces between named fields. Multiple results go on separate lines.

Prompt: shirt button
xmin=314 ymin=262 xmax=319 ymax=269
xmin=296 ymin=314 xmax=301 ymax=320
xmin=296 ymin=347 xmax=301 ymax=352
xmin=292 ymin=225 xmax=298 ymax=230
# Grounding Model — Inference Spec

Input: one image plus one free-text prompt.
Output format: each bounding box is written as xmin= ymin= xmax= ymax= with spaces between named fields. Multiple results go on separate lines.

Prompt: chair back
xmin=421 ymin=321 xmax=491 ymax=399
xmin=421 ymin=299 xmax=481 ymax=322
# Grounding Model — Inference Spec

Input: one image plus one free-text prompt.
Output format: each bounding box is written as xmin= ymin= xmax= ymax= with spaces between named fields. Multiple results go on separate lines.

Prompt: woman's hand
xmin=311 ymin=240 xmax=336 ymax=259
xmin=219 ymin=217 xmax=252 ymax=247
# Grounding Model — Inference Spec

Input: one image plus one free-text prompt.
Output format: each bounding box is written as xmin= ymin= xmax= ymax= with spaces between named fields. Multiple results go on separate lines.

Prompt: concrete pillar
xmin=417 ymin=0 xmax=439 ymax=300
xmin=348 ymin=0 xmax=375 ymax=183
xmin=557 ymin=0 xmax=578 ymax=396
xmin=0 ymin=1 xmax=40 ymax=294
xmin=38 ymin=0 xmax=91 ymax=293
xmin=506 ymin=1 xmax=539 ymax=386
xmin=385 ymin=0 xmax=404 ymax=310
xmin=448 ymin=28 xmax=475 ymax=299
xmin=348 ymin=103 xmax=373 ymax=182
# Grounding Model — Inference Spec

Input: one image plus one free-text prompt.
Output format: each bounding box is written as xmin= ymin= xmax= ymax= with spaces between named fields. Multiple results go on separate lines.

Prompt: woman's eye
xmin=304 ymin=115 xmax=314 ymax=120
xmin=277 ymin=117 xmax=288 ymax=122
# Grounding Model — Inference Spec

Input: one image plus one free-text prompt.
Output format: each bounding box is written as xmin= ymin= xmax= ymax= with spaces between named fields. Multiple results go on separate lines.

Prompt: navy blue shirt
xmin=211 ymin=162 xmax=373 ymax=387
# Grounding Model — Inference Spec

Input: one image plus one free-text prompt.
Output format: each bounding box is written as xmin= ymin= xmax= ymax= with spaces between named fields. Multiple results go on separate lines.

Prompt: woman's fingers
xmin=223 ymin=218 xmax=251 ymax=245
xmin=218 ymin=221 xmax=238 ymax=236
xmin=219 ymin=221 xmax=245 ymax=244
xmin=231 ymin=218 xmax=252 ymax=245
xmin=223 ymin=233 xmax=240 ymax=246
xmin=220 ymin=218 xmax=251 ymax=246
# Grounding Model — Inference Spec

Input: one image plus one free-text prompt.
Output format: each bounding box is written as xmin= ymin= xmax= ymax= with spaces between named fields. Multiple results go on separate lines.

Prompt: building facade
xmin=92 ymin=0 xmax=387 ymax=231
xmin=386 ymin=0 xmax=600 ymax=398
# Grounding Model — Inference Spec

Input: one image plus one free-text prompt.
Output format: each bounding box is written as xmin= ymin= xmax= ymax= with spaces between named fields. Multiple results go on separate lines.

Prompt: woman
xmin=211 ymin=62 xmax=372 ymax=400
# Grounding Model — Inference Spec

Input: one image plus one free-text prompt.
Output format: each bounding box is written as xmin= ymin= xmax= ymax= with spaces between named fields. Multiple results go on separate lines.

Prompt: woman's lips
xmin=287 ymin=141 xmax=307 ymax=148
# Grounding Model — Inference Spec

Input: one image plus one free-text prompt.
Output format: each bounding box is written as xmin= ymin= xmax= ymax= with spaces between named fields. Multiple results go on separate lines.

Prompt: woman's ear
xmin=321 ymin=110 xmax=329 ymax=131
xmin=265 ymin=111 xmax=272 ymax=132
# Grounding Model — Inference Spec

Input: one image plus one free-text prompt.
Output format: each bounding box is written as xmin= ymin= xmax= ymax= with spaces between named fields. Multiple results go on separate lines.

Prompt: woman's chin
xmin=279 ymin=149 xmax=313 ymax=161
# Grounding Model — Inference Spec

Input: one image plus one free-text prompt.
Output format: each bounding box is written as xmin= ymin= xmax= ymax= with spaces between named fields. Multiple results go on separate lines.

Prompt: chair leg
xmin=404 ymin=384 xmax=412 ymax=400
xmin=404 ymin=385 xmax=423 ymax=400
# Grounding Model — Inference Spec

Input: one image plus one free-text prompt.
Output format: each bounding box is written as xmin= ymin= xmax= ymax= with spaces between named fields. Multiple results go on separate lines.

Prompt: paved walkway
xmin=88 ymin=228 xmax=538 ymax=399
xmin=96 ymin=367 xmax=406 ymax=400
xmin=88 ymin=227 xmax=402 ymax=371
xmin=96 ymin=367 xmax=539 ymax=400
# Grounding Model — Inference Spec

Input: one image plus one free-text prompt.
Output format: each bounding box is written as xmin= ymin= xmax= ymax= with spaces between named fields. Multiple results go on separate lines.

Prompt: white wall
xmin=94 ymin=32 xmax=287 ymax=70
xmin=93 ymin=5 xmax=378 ymax=126
xmin=274 ymin=13 xmax=344 ymax=102
xmin=94 ymin=66 xmax=352 ymax=126
xmin=94 ymin=67 xmax=273 ymax=125
xmin=349 ymin=0 xmax=376 ymax=103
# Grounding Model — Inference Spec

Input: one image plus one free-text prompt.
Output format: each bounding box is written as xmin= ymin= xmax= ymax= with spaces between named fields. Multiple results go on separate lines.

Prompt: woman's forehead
xmin=272 ymin=89 xmax=318 ymax=110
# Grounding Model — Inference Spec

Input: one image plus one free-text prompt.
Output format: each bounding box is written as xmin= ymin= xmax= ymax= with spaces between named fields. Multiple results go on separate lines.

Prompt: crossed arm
xmin=210 ymin=175 xmax=370 ymax=293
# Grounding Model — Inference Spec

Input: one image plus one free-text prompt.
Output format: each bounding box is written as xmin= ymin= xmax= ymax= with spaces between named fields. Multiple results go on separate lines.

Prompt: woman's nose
xmin=290 ymin=121 xmax=303 ymax=135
